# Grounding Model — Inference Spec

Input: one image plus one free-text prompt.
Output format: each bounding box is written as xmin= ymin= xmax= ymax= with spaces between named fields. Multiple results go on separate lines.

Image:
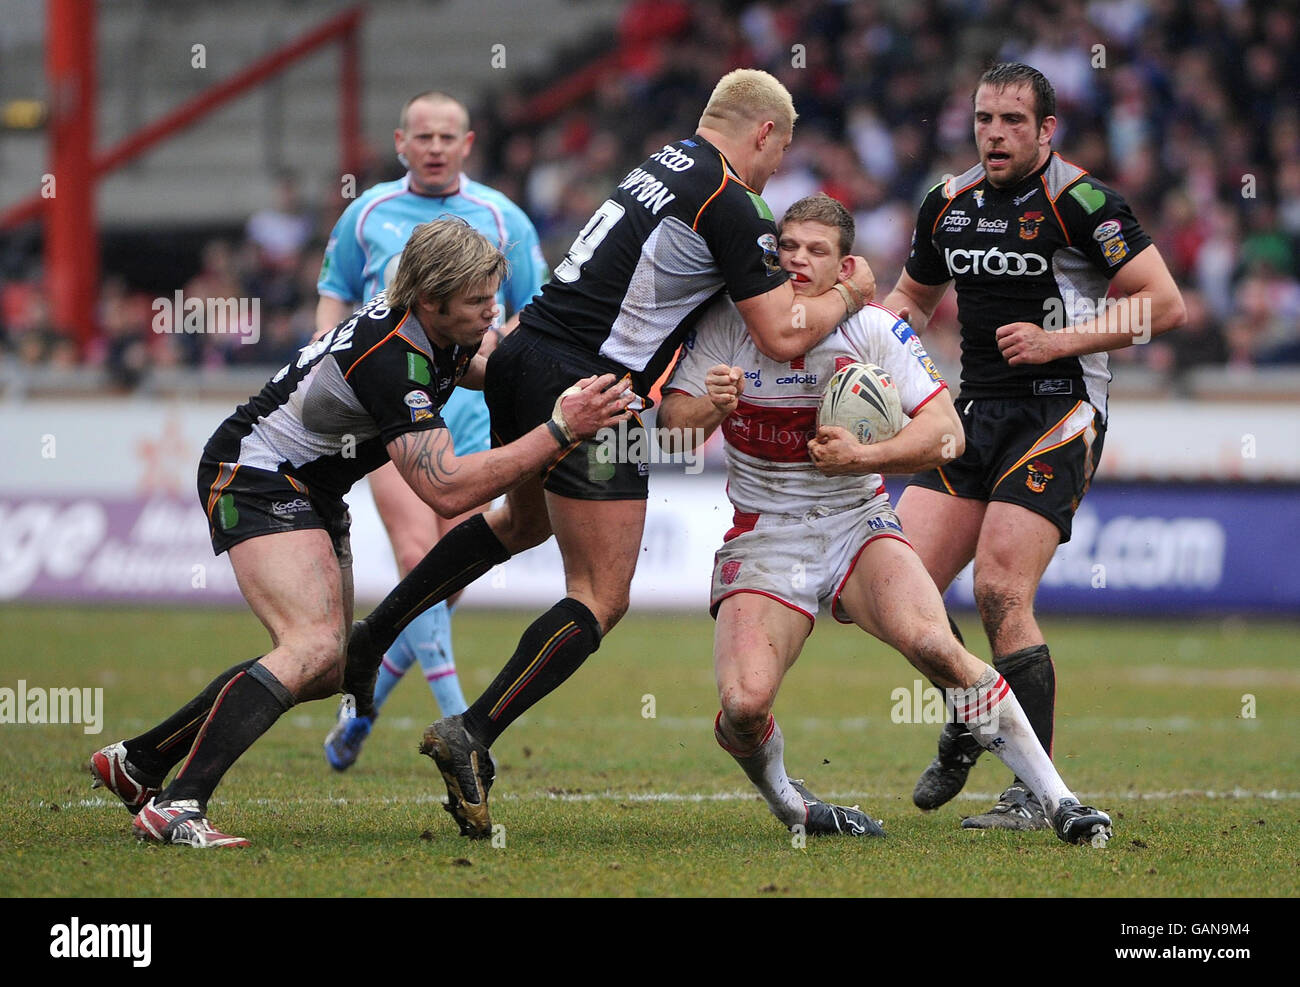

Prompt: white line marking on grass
xmin=59 ymin=787 xmax=1300 ymax=812
xmin=1121 ymin=667 xmax=1300 ymax=688
xmin=278 ymin=714 xmax=1291 ymax=734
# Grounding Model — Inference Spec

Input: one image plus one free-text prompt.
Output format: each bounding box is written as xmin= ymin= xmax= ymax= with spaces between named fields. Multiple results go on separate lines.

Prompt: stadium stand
xmin=1 ymin=0 xmax=1298 ymax=396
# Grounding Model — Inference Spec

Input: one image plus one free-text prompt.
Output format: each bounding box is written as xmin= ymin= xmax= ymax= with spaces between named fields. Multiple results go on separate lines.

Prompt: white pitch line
xmin=56 ymin=787 xmax=1300 ymax=812
xmin=274 ymin=714 xmax=1290 ymax=733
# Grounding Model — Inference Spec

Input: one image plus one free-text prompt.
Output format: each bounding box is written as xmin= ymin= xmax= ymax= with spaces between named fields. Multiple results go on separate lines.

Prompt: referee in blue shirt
xmin=317 ymin=92 xmax=547 ymax=770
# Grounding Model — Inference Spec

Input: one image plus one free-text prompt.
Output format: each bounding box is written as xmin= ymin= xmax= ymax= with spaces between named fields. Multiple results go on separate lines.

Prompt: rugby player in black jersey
xmin=88 ymin=219 xmax=632 ymax=847
xmin=342 ymin=69 xmax=878 ymax=838
xmin=883 ymin=63 xmax=1186 ymax=830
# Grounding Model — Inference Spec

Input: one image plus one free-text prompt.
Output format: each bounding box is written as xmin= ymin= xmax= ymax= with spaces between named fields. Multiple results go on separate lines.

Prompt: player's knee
xmin=285 ymin=625 xmax=348 ymax=686
xmin=491 ymin=508 xmax=550 ymax=553
xmin=719 ymin=683 xmax=774 ymax=738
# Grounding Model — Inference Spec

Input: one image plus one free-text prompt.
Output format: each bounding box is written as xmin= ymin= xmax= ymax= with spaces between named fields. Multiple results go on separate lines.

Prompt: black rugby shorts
xmin=908 ymin=396 xmax=1105 ymax=542
xmin=485 ymin=328 xmax=649 ymax=501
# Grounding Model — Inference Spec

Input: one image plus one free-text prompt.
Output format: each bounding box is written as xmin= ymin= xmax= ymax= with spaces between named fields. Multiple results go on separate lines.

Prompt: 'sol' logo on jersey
xmin=1025 ymin=459 xmax=1055 ymax=493
xmin=1018 ymin=211 xmax=1044 ymax=240
xmin=720 ymin=560 xmax=742 ymax=585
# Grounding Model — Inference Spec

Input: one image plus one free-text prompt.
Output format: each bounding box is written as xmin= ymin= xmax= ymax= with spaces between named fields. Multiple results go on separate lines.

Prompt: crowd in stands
xmin=3 ymin=0 xmax=1297 ymax=385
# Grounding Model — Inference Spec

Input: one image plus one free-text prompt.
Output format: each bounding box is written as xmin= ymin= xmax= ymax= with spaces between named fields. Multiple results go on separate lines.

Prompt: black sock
xmin=463 ymin=598 xmax=601 ymax=747
xmin=161 ymin=663 xmax=295 ymax=809
xmin=365 ymin=514 xmax=510 ymax=654
xmin=994 ymin=643 xmax=1056 ymax=785
xmin=125 ymin=657 xmax=261 ymax=781
xmin=947 ymin=612 xmax=966 ymax=647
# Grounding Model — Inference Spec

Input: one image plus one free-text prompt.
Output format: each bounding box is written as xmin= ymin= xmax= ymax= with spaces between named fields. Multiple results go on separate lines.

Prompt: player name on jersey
xmin=616 ymin=167 xmax=677 ymax=215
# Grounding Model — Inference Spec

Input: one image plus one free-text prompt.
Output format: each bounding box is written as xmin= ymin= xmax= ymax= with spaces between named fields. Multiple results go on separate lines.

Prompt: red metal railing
xmin=0 ymin=4 xmax=365 ymax=347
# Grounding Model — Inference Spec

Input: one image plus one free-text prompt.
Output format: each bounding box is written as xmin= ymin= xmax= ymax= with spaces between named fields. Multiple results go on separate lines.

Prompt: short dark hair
xmin=973 ymin=62 xmax=1056 ymax=128
xmin=780 ymin=193 xmax=855 ymax=256
xmin=398 ymin=91 xmax=470 ymax=132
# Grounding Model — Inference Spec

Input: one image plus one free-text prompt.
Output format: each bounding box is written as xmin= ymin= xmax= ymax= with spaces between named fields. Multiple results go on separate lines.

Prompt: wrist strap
xmin=546 ymin=418 xmax=571 ymax=448
xmin=833 ymin=281 xmax=862 ymax=317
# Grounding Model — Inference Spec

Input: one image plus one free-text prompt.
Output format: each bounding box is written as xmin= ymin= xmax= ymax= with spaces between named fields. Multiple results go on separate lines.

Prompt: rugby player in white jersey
xmin=657 ymin=194 xmax=1113 ymax=844
xmin=340 ymin=70 xmax=879 ymax=839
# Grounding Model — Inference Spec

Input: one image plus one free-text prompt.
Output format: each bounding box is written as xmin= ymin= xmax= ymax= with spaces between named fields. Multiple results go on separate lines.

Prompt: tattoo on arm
xmin=392 ymin=429 xmax=460 ymax=493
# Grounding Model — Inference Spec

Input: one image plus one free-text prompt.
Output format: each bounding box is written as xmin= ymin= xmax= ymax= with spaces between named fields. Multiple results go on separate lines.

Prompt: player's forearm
xmin=777 ymin=290 xmax=854 ymax=360
xmin=881 ymin=286 xmax=934 ymax=330
xmin=458 ymin=354 xmax=488 ymax=390
xmin=656 ymin=394 xmax=728 ymax=451
xmin=405 ymin=427 xmax=565 ymax=518
xmin=854 ymin=405 xmax=964 ymax=475
xmin=1054 ymin=288 xmax=1187 ymax=357
xmin=315 ymin=296 xmax=354 ymax=338
xmin=740 ymin=285 xmax=855 ymax=363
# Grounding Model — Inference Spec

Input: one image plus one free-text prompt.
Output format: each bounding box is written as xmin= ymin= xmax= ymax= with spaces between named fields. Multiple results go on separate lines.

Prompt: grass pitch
xmin=1 ymin=605 xmax=1297 ymax=898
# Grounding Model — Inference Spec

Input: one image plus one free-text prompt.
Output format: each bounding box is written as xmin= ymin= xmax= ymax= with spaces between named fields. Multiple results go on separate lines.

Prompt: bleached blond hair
xmin=388 ymin=218 xmax=506 ymax=311
xmin=699 ymin=69 xmax=798 ymax=136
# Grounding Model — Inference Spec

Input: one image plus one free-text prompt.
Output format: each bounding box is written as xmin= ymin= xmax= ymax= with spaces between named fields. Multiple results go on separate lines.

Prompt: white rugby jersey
xmin=665 ymin=299 xmax=948 ymax=515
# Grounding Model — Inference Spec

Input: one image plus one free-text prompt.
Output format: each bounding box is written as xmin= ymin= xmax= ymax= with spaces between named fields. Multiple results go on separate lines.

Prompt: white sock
xmin=715 ymin=713 xmax=805 ymax=827
xmin=952 ymin=666 xmax=1074 ymax=815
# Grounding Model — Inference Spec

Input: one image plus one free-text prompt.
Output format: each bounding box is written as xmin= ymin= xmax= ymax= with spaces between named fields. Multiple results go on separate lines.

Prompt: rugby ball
xmin=817 ymin=362 xmax=905 ymax=445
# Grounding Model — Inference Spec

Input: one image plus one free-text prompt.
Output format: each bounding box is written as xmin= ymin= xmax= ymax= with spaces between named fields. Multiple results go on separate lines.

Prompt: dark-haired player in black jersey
xmin=87 ymin=219 xmax=632 ymax=847
xmin=343 ymin=69 xmax=878 ymax=838
xmin=883 ymin=63 xmax=1186 ymax=830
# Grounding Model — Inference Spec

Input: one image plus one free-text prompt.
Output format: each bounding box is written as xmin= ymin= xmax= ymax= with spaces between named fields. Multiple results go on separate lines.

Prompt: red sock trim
xmin=174 ymin=670 xmax=246 ymax=780
xmin=714 ymin=711 xmax=774 ymax=757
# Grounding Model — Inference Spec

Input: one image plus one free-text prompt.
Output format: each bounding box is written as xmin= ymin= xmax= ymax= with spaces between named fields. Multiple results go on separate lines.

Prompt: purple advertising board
xmin=3 ymin=483 xmax=1299 ymax=615
xmin=879 ymin=482 xmax=1300 ymax=616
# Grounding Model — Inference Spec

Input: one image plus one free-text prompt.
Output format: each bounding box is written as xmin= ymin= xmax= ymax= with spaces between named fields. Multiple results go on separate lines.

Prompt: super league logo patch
xmin=720 ymin=560 xmax=742 ymax=585
xmin=405 ymin=389 xmax=434 ymax=422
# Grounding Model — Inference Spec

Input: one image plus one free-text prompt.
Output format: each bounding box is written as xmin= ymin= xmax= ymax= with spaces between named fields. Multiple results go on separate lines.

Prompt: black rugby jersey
xmin=905 ymin=152 xmax=1151 ymax=419
xmin=203 ymin=292 xmax=475 ymax=500
xmin=519 ymin=135 xmax=790 ymax=396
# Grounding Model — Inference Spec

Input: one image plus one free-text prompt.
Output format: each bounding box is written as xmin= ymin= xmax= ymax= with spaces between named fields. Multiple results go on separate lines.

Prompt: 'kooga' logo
xmin=945 ymin=247 xmax=1047 ymax=276
xmin=50 ymin=918 xmax=151 ymax=967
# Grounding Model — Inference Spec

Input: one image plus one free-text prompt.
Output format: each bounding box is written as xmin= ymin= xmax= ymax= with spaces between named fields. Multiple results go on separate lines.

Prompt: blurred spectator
xmin=98 ymin=277 xmax=151 ymax=390
xmin=245 ymin=172 xmax=314 ymax=270
xmin=14 ymin=0 xmax=1300 ymax=382
xmin=1170 ymin=289 xmax=1228 ymax=374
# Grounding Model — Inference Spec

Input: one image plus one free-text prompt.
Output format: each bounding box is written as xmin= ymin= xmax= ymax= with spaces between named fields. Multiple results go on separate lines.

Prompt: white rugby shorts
xmin=710 ymin=492 xmax=909 ymax=624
